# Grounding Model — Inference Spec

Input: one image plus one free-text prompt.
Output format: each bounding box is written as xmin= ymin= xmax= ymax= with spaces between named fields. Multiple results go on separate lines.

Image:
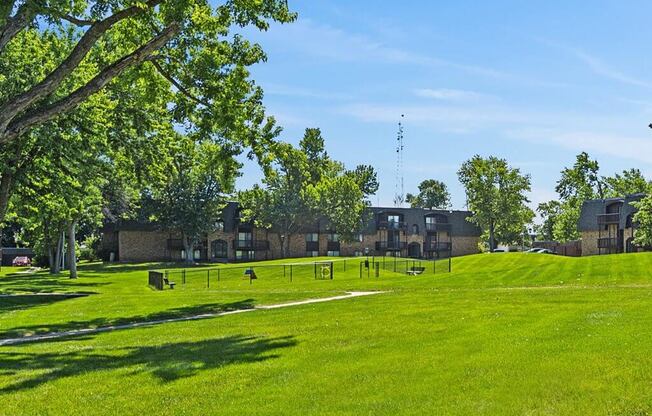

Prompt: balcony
xmin=377 ymin=220 xmax=407 ymax=230
xmin=233 ymin=239 xmax=269 ymax=251
xmin=597 ymin=238 xmax=618 ymax=249
xmin=425 ymin=222 xmax=452 ymax=232
xmin=597 ymin=213 xmax=620 ymax=225
xmin=327 ymin=241 xmax=340 ymax=251
xmin=424 ymin=241 xmax=452 ymax=252
xmin=375 ymin=241 xmax=407 ymax=251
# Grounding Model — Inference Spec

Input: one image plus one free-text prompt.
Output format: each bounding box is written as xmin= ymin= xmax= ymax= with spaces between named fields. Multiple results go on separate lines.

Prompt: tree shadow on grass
xmin=0 ymin=294 xmax=88 ymax=314
xmin=0 ymin=334 xmax=297 ymax=392
xmin=0 ymin=273 xmax=106 ymax=295
xmin=0 ymin=299 xmax=256 ymax=340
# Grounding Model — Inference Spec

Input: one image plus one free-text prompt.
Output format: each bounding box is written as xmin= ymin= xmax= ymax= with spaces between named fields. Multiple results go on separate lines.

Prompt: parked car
xmin=537 ymin=248 xmax=554 ymax=254
xmin=526 ymin=248 xmax=544 ymax=253
xmin=491 ymin=249 xmax=506 ymax=253
xmin=12 ymin=256 xmax=31 ymax=266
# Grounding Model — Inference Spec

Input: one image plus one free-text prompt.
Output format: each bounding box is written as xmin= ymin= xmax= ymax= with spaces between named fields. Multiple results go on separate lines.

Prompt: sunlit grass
xmin=3 ymin=252 xmax=652 ymax=414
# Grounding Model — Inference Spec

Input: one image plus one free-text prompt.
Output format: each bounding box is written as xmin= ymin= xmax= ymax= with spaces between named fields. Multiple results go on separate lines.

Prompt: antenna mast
xmin=393 ymin=114 xmax=405 ymax=207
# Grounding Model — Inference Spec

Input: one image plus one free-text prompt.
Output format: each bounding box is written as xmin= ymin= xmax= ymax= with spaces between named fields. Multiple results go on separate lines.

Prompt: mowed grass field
xmin=3 ymin=253 xmax=652 ymax=414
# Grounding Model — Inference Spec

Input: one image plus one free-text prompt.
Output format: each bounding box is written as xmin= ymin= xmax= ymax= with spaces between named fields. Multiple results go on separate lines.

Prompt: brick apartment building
xmin=101 ymin=202 xmax=482 ymax=262
xmin=578 ymin=194 xmax=644 ymax=256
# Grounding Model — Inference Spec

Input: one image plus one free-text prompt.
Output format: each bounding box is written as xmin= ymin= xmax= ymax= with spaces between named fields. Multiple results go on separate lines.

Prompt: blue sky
xmin=235 ymin=1 xmax=652 ymax=212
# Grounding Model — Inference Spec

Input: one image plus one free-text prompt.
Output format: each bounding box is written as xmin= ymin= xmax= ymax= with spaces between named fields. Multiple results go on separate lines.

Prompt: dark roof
xmin=104 ymin=202 xmax=481 ymax=237
xmin=578 ymin=194 xmax=645 ymax=232
xmin=363 ymin=206 xmax=481 ymax=237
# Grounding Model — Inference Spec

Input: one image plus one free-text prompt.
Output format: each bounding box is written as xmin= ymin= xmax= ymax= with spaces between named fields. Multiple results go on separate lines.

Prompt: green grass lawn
xmin=3 ymin=253 xmax=652 ymax=414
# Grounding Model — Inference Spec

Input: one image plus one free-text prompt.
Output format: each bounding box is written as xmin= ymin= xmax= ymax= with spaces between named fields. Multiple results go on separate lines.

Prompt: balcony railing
xmin=424 ymin=241 xmax=452 ymax=252
xmin=597 ymin=238 xmax=618 ymax=249
xmin=233 ymin=239 xmax=269 ymax=250
xmin=597 ymin=213 xmax=620 ymax=225
xmin=375 ymin=241 xmax=407 ymax=251
xmin=377 ymin=221 xmax=407 ymax=230
xmin=327 ymin=241 xmax=340 ymax=251
xmin=425 ymin=223 xmax=452 ymax=232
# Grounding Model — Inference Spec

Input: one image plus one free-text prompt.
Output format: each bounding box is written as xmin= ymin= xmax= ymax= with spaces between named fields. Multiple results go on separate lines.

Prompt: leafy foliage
xmin=406 ymin=179 xmax=451 ymax=209
xmin=458 ymin=155 xmax=534 ymax=250
xmin=239 ymin=129 xmax=377 ymax=255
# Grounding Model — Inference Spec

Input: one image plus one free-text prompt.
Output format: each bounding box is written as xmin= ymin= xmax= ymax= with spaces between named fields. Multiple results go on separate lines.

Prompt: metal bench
xmin=407 ymin=266 xmax=426 ymax=276
xmin=163 ymin=277 xmax=176 ymax=289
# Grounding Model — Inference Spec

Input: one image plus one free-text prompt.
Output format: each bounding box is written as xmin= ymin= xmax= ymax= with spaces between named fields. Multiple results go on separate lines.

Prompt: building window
xmin=357 ymin=233 xmax=363 ymax=242
xmin=239 ymin=231 xmax=252 ymax=242
xmin=412 ymin=224 xmax=419 ymax=234
xmin=327 ymin=233 xmax=339 ymax=242
xmin=327 ymin=250 xmax=340 ymax=257
xmin=211 ymin=239 xmax=228 ymax=258
xmin=236 ymin=250 xmax=254 ymax=260
xmin=387 ymin=214 xmax=400 ymax=227
xmin=306 ymin=250 xmax=319 ymax=257
xmin=215 ymin=221 xmax=224 ymax=231
xmin=354 ymin=251 xmax=363 ymax=257
xmin=305 ymin=233 xmax=319 ymax=242
xmin=193 ymin=249 xmax=201 ymax=260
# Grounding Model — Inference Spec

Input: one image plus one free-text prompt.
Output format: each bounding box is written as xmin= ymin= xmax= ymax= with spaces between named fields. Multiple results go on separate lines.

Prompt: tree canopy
xmin=239 ymin=128 xmax=378 ymax=257
xmin=458 ymin=155 xmax=534 ymax=250
xmin=406 ymin=179 xmax=451 ymax=210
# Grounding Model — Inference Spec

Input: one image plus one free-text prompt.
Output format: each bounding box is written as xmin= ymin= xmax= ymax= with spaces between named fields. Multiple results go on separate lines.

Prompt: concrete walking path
xmin=0 ymin=291 xmax=384 ymax=346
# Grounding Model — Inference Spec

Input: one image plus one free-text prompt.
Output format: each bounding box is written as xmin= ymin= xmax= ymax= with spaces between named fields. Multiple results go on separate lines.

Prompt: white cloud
xmin=264 ymin=19 xmax=509 ymax=78
xmin=413 ymin=88 xmax=493 ymax=102
xmin=573 ymin=50 xmax=652 ymax=89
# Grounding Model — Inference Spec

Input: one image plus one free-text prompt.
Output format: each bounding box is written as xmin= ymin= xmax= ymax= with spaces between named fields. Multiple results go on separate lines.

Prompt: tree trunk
xmin=52 ymin=230 xmax=64 ymax=274
xmin=488 ymin=222 xmax=496 ymax=252
xmin=182 ymin=232 xmax=195 ymax=264
xmin=0 ymin=172 xmax=13 ymax=232
xmin=277 ymin=234 xmax=285 ymax=258
xmin=67 ymin=220 xmax=77 ymax=279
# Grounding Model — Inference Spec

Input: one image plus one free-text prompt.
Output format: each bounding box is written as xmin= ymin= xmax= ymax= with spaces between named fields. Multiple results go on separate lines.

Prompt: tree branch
xmin=2 ymin=23 xmax=180 ymax=145
xmin=59 ymin=14 xmax=96 ymax=26
xmin=150 ymin=59 xmax=211 ymax=107
xmin=0 ymin=0 xmax=162 ymax=135
xmin=0 ymin=2 xmax=32 ymax=53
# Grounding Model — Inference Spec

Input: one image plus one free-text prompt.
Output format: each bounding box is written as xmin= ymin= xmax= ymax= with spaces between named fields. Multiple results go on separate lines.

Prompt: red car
xmin=12 ymin=256 xmax=31 ymax=267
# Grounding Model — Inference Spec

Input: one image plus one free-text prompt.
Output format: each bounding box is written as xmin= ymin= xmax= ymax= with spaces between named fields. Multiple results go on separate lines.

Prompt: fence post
xmin=290 ymin=265 xmax=293 ymax=282
xmin=250 ymin=267 xmax=253 ymax=285
xmin=375 ymin=262 xmax=379 ymax=277
xmin=217 ymin=269 xmax=220 ymax=282
xmin=448 ymin=256 xmax=451 ymax=272
xmin=314 ymin=262 xmax=317 ymax=280
xmin=434 ymin=258 xmax=436 ymax=275
xmin=207 ymin=269 xmax=210 ymax=288
xmin=359 ymin=262 xmax=362 ymax=279
xmin=343 ymin=259 xmax=346 ymax=272
xmin=330 ymin=261 xmax=334 ymax=280
xmin=182 ymin=269 xmax=186 ymax=285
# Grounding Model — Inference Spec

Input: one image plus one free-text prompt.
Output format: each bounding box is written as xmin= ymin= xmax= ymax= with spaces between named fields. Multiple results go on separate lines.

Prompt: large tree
xmin=458 ymin=155 xmax=534 ymax=251
xmin=239 ymin=128 xmax=378 ymax=257
xmin=0 ymin=1 xmax=294 ymax=146
xmin=144 ymin=136 xmax=239 ymax=263
xmin=0 ymin=0 xmax=295 ymax=234
xmin=551 ymin=152 xmax=604 ymax=242
xmin=406 ymin=179 xmax=451 ymax=210
xmin=535 ymin=200 xmax=562 ymax=241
